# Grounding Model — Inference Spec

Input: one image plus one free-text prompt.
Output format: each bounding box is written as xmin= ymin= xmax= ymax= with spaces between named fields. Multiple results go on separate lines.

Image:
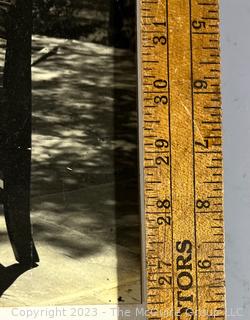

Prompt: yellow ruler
xmin=139 ymin=0 xmax=225 ymax=319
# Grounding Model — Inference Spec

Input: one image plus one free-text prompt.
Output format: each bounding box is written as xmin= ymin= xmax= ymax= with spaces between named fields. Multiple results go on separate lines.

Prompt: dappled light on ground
xmin=30 ymin=35 xmax=140 ymax=304
xmin=31 ymin=36 xmax=138 ymax=195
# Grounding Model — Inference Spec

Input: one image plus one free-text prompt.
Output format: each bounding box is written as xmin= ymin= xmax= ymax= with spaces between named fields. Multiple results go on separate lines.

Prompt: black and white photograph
xmin=0 ymin=0 xmax=141 ymax=306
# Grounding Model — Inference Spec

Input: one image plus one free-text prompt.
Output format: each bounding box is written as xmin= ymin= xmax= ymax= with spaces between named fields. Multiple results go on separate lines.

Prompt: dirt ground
xmin=0 ymin=35 xmax=141 ymax=306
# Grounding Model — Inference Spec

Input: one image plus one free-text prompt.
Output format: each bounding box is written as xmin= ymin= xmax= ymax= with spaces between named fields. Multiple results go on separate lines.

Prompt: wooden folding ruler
xmin=139 ymin=0 xmax=225 ymax=319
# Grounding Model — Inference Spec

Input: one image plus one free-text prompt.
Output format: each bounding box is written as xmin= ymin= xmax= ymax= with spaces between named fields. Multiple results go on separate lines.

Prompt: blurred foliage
xmin=32 ymin=0 xmax=136 ymax=49
xmin=33 ymin=0 xmax=83 ymax=39
xmin=109 ymin=0 xmax=136 ymax=49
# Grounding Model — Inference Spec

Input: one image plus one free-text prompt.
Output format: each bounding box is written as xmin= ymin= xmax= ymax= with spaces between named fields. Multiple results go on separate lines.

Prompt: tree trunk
xmin=2 ymin=0 xmax=39 ymax=265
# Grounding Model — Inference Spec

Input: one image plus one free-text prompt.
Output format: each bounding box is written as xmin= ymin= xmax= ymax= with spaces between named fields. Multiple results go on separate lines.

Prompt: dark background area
xmin=33 ymin=0 xmax=136 ymax=49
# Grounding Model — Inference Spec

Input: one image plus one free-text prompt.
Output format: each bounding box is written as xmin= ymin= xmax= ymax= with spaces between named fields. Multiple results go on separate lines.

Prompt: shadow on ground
xmin=0 ymin=263 xmax=37 ymax=297
xmin=31 ymin=36 xmax=140 ymax=303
